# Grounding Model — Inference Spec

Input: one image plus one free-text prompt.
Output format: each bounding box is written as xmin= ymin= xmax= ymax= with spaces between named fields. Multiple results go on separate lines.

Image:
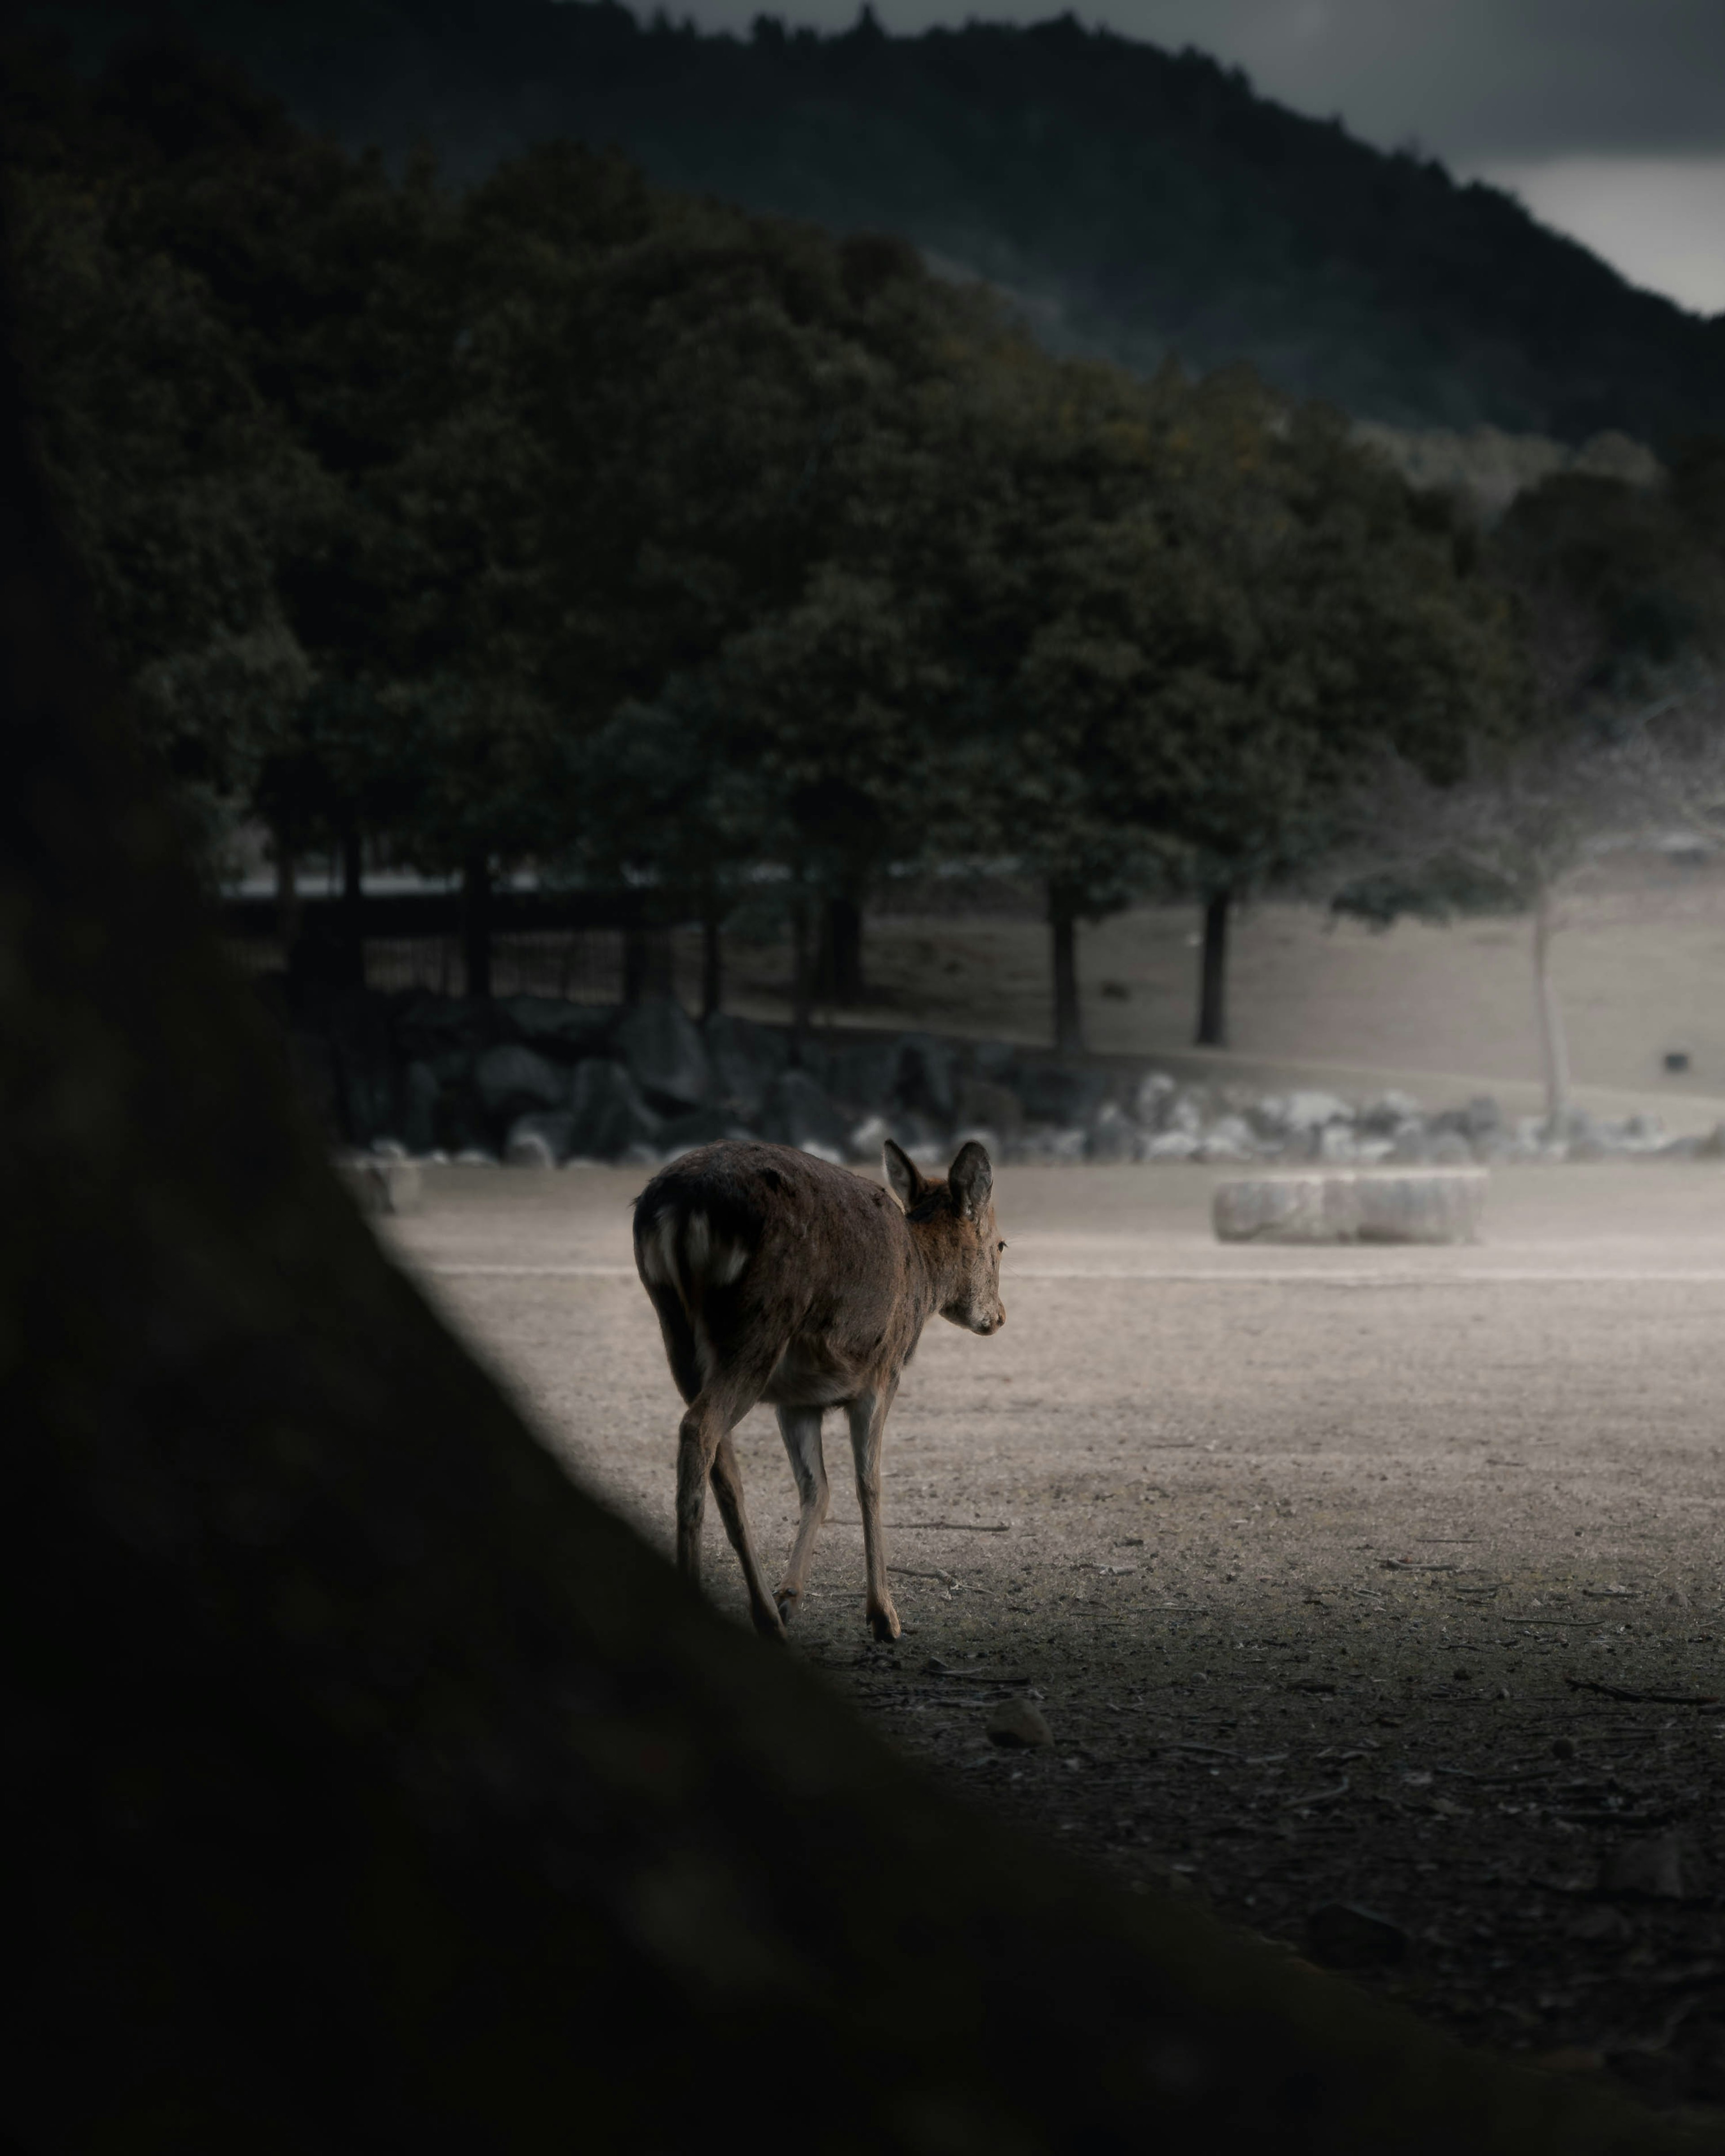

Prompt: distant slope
xmin=27 ymin=0 xmax=1725 ymax=444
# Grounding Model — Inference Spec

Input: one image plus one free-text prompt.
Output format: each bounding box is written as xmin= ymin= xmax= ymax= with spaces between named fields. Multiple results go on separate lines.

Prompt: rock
xmin=391 ymin=990 xmax=500 ymax=1062
xmin=847 ymin=1113 xmax=893 ymax=1163
xmin=504 ymin=1125 xmax=559 ymax=1170
xmin=1018 ymin=1061 xmax=1107 ymax=1127
xmin=1305 ymin=1903 xmax=1408 ymax=1970
xmin=1275 ymin=1091 xmax=1355 ymax=1135
xmin=970 ymin=1040 xmax=1020 ymax=1084
xmin=656 ymin=1106 xmax=753 ymax=1159
xmin=1144 ymin=1130 xmax=1202 ymax=1162
xmin=760 ymin=1070 xmax=851 ymax=1160
xmin=613 ymin=997 xmax=710 ymax=1112
xmin=1086 ymin=1102 xmax=1139 ymax=1163
xmin=505 ymin=1109 xmax=575 ymax=1166
xmin=986 ymin=1698 xmax=1053 ymax=1748
xmin=322 ymin=987 xmax=400 ymax=1147
xmin=566 ymin=1058 xmax=662 ymax=1161
xmin=886 ymin=1112 xmax=947 ymax=1164
xmin=704 ymin=1012 xmax=790 ymax=1119
xmin=1212 ymin=1168 xmax=1487 ymax=1245
xmin=499 ymin=994 xmax=616 ymax=1055
xmin=1600 ymin=1834 xmax=1693 ymax=1900
xmin=402 ymin=1058 xmax=440 ymax=1155
xmin=1359 ymin=1091 xmax=1424 ymax=1136
xmin=894 ymin=1032 xmax=957 ymax=1124
xmin=1426 ymin=1131 xmax=1474 ymax=1166
xmin=1165 ymin=1087 xmax=1208 ymax=1138
xmin=1132 ymin=1071 xmax=1178 ymax=1129
xmin=474 ymin=1043 xmax=567 ymax=1121
xmin=955 ymin=1076 xmax=1024 ymax=1137
xmin=1316 ymin=1125 xmax=1358 ymax=1163
xmin=829 ymin=1040 xmax=900 ymax=1112
xmin=335 ymin=1151 xmax=422 ymax=1216
xmin=1197 ymin=1117 xmax=1256 ymax=1163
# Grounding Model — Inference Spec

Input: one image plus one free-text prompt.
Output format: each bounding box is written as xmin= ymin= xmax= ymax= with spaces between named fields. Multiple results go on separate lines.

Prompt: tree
xmin=4 ymin=192 xmax=1692 ymax=2156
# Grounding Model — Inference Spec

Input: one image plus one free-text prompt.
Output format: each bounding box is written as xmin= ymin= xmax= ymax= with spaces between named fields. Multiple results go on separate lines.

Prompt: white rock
xmin=1280 ymin=1090 xmax=1355 ymax=1133
xmin=504 ymin=1129 xmax=557 ymax=1171
xmin=1212 ymin=1169 xmax=1487 ymax=1245
xmin=1144 ymin=1130 xmax=1202 ymax=1161
xmin=1132 ymin=1071 xmax=1177 ymax=1127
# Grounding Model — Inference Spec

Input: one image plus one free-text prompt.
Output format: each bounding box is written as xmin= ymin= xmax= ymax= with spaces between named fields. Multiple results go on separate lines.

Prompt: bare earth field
xmin=715 ymin=853 xmax=1725 ymax=1125
xmin=388 ymin=1156 xmax=1725 ymax=2115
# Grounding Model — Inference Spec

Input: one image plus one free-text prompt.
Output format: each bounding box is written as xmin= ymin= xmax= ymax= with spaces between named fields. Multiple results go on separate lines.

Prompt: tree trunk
xmin=1195 ymin=887 xmax=1231 ymax=1049
xmin=624 ymin=924 xmax=675 ymax=1006
xmin=338 ymin=825 xmax=366 ymax=990
xmin=1049 ymin=889 xmax=1083 ymax=1054
xmin=462 ymin=847 xmax=492 ymax=1001
xmin=700 ymin=912 xmax=723 ymax=1021
xmin=1533 ymin=886 xmax=1570 ymax=1132
xmin=272 ymin=831 xmax=299 ymax=959
xmin=818 ymin=891 xmax=866 ymax=1007
xmin=791 ymin=888 xmax=815 ymax=1042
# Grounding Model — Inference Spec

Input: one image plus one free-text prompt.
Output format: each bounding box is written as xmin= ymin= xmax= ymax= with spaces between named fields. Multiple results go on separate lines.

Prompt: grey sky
xmin=672 ymin=1 xmax=1725 ymax=310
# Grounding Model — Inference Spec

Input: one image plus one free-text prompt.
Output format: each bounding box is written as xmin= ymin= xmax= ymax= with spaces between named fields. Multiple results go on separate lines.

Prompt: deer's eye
xmin=997 ymin=1240 xmax=1007 ymax=1252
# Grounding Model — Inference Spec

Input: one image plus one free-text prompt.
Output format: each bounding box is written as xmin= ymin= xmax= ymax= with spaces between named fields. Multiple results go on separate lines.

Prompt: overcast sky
xmin=676 ymin=0 xmax=1725 ymax=313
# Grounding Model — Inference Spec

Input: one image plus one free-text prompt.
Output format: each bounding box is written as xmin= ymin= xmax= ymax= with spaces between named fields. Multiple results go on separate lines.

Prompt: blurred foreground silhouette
xmin=1 ymin=213 xmax=1714 ymax=2154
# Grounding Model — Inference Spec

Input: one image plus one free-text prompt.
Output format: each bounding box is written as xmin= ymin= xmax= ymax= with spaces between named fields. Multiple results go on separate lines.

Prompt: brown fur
xmin=633 ymin=1136 xmax=1005 ymax=1640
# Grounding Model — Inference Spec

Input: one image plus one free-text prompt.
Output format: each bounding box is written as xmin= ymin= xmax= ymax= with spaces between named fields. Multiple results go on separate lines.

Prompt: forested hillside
xmin=21 ymin=0 xmax=1725 ymax=444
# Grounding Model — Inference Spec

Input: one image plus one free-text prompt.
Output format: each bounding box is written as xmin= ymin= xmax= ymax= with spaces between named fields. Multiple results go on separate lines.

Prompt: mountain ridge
xmin=24 ymin=0 xmax=1725 ymax=445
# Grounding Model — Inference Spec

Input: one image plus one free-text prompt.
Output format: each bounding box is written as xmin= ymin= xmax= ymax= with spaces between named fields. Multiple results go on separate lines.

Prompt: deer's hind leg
xmin=676 ymin=1343 xmax=785 ymax=1640
xmin=773 ymin=1406 xmax=830 ymax=1625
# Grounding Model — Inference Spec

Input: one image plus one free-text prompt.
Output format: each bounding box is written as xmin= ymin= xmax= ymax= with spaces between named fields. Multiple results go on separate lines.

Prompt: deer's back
xmin=633 ymin=1140 xmax=922 ymax=1404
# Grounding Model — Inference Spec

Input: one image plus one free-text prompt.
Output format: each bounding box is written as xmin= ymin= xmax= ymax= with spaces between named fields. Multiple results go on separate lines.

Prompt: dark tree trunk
xmin=0 ymin=302 xmax=1672 ymax=2150
xmin=338 ymin=825 xmax=366 ymax=990
xmin=272 ymin=830 xmax=299 ymax=959
xmin=462 ymin=847 xmax=492 ymax=1000
xmin=623 ymin=924 xmax=675 ymax=1006
xmin=700 ymin=912 xmax=723 ymax=1021
xmin=1195 ymin=887 xmax=1231 ymax=1049
xmin=818 ymin=892 xmax=866 ymax=1007
xmin=791 ymin=889 xmax=814 ymax=1041
xmin=1050 ymin=888 xmax=1083 ymax=1054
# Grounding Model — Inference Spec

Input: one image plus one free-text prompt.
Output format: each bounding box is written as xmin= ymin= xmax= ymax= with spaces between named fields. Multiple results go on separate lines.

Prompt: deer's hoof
xmin=867 ymin=1602 xmax=901 ymax=1643
xmin=774 ymin=1585 xmax=800 ymax=1625
xmin=752 ymin=1603 xmax=789 ymax=1642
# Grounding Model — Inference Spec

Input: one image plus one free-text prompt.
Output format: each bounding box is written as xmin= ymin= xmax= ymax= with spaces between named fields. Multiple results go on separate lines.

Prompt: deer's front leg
xmin=846 ymin=1382 xmax=900 ymax=1642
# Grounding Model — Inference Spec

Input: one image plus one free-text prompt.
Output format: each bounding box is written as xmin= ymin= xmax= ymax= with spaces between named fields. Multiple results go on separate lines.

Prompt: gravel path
xmin=389 ymin=1157 xmax=1725 ymax=2116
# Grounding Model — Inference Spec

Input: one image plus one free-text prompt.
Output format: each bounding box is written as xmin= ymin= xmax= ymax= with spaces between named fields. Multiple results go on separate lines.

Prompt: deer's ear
xmin=883 ymin=1139 xmax=925 ymax=1211
xmin=948 ymin=1139 xmax=993 ymax=1220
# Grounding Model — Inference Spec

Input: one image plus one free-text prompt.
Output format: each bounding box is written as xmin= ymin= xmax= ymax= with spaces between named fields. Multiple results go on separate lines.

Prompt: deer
xmin=632 ymin=1135 xmax=1006 ymax=1642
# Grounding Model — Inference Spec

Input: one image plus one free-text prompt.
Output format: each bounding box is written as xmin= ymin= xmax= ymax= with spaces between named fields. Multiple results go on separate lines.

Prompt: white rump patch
xmin=682 ymin=1209 xmax=748 ymax=1287
xmin=639 ymin=1212 xmax=680 ymax=1288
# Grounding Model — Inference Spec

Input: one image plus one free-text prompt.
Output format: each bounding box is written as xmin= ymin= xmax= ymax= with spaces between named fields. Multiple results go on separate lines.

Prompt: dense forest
xmin=5 ymin=28 xmax=1723 ymax=1056
xmin=22 ymin=0 xmax=1725 ymax=444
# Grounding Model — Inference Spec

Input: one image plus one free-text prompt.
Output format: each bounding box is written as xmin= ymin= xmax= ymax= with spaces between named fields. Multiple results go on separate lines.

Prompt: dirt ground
xmin=388 ymin=1157 xmax=1725 ymax=2115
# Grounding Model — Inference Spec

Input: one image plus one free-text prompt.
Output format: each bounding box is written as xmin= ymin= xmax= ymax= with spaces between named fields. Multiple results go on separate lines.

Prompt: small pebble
xmin=986 ymin=1698 xmax=1054 ymax=1749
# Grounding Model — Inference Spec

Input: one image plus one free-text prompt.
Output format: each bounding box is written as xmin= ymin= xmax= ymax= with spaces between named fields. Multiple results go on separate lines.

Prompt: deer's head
xmin=885 ymin=1138 xmax=1006 ymax=1335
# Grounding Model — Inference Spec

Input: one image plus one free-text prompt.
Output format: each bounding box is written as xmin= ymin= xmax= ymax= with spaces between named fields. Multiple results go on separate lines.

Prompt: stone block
xmin=613 ymin=997 xmax=709 ymax=1112
xmin=1212 ymin=1169 xmax=1486 ymax=1245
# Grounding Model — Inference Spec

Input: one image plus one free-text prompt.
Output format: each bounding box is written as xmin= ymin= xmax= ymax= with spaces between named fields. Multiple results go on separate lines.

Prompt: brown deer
xmin=633 ymin=1136 xmax=1005 ymax=1641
